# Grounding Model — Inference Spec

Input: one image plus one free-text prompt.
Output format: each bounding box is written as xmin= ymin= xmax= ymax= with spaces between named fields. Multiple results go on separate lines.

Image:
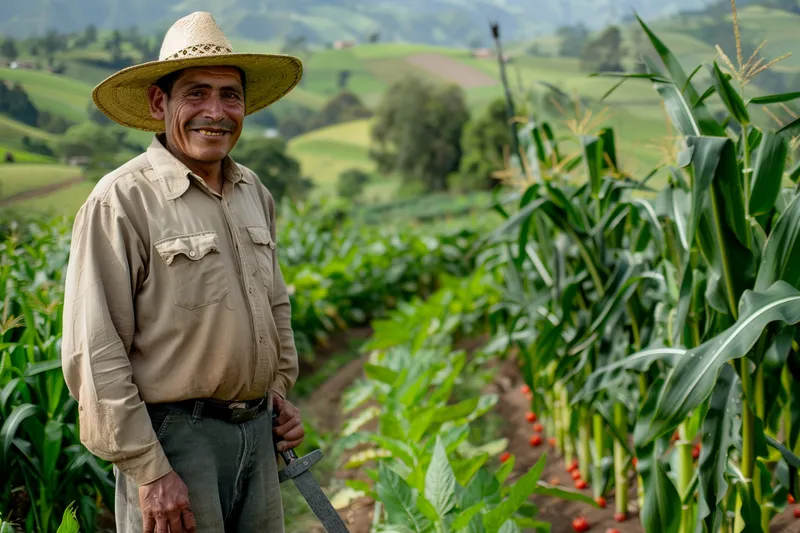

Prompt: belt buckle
xmin=229 ymin=402 xmax=257 ymax=424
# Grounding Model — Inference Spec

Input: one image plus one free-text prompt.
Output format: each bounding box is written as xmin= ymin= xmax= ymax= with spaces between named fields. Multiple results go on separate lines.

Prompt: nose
xmin=203 ymin=93 xmax=225 ymax=122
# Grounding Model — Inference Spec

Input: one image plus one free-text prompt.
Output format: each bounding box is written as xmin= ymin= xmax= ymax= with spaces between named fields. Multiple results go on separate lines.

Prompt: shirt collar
xmin=145 ymin=134 xmax=252 ymax=200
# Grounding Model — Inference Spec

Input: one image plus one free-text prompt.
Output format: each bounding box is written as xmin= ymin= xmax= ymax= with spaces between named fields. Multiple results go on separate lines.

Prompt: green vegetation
xmin=4 ymin=2 xmax=800 ymax=532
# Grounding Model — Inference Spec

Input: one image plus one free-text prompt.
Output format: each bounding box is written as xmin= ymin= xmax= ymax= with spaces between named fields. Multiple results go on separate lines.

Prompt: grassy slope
xmin=0 ymin=67 xmax=94 ymax=124
xmin=0 ymin=163 xmax=79 ymax=198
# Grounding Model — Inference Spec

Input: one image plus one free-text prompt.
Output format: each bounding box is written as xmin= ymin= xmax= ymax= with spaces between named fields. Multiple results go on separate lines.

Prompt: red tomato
xmin=571 ymin=469 xmax=582 ymax=480
xmin=575 ymin=479 xmax=588 ymax=489
xmin=533 ymin=423 xmax=544 ymax=432
xmin=499 ymin=452 xmax=511 ymax=463
xmin=521 ymin=384 xmax=531 ymax=394
xmin=596 ymin=496 xmax=607 ymax=508
xmin=571 ymin=517 xmax=589 ymax=532
xmin=529 ymin=435 xmax=542 ymax=447
xmin=614 ymin=512 xmax=627 ymax=522
xmin=526 ymin=412 xmax=537 ymax=422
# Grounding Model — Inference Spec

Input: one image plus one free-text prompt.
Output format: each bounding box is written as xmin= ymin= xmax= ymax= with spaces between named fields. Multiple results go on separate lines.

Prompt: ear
xmin=147 ymin=85 xmax=166 ymax=121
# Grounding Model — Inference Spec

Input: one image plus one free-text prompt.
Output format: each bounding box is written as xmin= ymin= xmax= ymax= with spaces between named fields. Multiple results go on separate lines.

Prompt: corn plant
xmin=480 ymin=2 xmax=800 ymax=532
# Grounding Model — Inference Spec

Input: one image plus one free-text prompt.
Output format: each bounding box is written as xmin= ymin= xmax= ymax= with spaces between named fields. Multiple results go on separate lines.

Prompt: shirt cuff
xmin=114 ymin=444 xmax=173 ymax=487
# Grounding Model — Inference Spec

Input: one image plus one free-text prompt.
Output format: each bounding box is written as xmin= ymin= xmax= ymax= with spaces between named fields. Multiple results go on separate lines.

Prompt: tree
xmin=1 ymin=39 xmax=17 ymax=61
xmin=306 ymin=91 xmax=371 ymax=131
xmin=557 ymin=25 xmax=589 ymax=58
xmin=231 ymin=137 xmax=314 ymax=202
xmin=580 ymin=26 xmax=624 ymax=73
xmin=454 ymin=97 xmax=512 ymax=191
xmin=337 ymin=168 xmax=370 ymax=200
xmin=369 ymin=76 xmax=470 ymax=192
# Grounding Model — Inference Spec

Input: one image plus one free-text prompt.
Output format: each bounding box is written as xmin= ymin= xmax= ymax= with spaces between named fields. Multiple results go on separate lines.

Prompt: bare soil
xmin=404 ymin=53 xmax=498 ymax=89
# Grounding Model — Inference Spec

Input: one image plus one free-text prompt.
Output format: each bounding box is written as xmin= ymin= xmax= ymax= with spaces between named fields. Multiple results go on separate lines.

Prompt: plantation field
xmin=0 ymin=115 xmax=55 ymax=146
xmin=0 ymin=164 xmax=78 ymax=199
xmin=0 ymin=67 xmax=93 ymax=124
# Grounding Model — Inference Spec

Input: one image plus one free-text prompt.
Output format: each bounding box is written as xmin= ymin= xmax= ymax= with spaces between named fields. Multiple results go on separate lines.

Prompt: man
xmin=61 ymin=11 xmax=305 ymax=533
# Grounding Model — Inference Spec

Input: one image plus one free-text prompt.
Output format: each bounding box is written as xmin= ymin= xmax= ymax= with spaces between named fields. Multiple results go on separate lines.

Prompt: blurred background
xmin=3 ymin=1 xmax=800 ymax=533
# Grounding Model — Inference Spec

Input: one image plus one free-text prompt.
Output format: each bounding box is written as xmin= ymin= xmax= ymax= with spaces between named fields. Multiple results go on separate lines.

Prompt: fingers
xmin=143 ymin=515 xmax=156 ymax=533
xmin=182 ymin=509 xmax=197 ymax=533
xmin=155 ymin=516 xmax=169 ymax=533
xmin=168 ymin=511 xmax=183 ymax=533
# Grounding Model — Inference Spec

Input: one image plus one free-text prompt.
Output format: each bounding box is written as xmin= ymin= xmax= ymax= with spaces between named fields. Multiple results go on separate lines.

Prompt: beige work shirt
xmin=61 ymin=134 xmax=298 ymax=487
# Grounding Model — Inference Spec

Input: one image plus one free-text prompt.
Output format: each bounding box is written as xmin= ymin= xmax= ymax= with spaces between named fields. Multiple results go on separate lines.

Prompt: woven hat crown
xmin=159 ymin=12 xmax=234 ymax=62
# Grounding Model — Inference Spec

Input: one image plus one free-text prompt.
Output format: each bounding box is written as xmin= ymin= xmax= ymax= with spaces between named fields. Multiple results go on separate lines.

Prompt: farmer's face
xmin=149 ymin=66 xmax=245 ymax=165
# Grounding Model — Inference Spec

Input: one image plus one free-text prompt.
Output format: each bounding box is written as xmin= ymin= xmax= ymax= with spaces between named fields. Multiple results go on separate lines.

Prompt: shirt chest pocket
xmin=245 ymin=226 xmax=275 ymax=295
xmin=154 ymin=231 xmax=229 ymax=310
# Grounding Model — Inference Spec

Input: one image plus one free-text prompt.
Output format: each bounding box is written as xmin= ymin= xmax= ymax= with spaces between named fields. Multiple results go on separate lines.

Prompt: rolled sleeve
xmin=61 ymin=196 xmax=172 ymax=486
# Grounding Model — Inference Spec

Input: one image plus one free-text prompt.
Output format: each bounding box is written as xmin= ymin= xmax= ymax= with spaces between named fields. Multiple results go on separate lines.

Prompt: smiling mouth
xmin=193 ymin=129 xmax=229 ymax=137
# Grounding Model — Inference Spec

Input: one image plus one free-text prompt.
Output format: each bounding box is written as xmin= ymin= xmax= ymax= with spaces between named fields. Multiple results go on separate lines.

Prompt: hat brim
xmin=92 ymin=53 xmax=303 ymax=132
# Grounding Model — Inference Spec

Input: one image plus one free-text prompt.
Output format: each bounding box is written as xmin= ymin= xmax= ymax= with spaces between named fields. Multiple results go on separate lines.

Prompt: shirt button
xmin=189 ymin=251 xmax=196 ymax=257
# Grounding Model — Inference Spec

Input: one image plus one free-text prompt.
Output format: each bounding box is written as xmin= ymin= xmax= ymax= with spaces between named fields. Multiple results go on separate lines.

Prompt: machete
xmin=272 ymin=412 xmax=351 ymax=532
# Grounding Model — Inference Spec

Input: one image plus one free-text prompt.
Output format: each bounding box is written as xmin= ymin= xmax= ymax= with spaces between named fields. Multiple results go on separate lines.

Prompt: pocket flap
xmin=246 ymin=226 xmax=275 ymax=249
xmin=154 ymin=232 xmax=221 ymax=265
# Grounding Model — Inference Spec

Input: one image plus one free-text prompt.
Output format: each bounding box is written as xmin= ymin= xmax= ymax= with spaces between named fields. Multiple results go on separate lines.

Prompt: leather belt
xmin=149 ymin=396 xmax=269 ymax=424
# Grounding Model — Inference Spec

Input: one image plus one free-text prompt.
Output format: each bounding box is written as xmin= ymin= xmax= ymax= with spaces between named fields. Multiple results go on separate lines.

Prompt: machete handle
xmin=272 ymin=411 xmax=298 ymax=465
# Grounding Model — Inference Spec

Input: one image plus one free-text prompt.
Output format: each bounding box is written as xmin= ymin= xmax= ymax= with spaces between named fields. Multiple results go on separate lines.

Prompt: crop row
xmin=0 ymin=206 xmax=479 ymax=533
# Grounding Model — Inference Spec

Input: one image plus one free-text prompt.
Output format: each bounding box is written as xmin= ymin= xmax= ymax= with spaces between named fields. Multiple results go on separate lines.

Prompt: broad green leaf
xmin=1 ymin=403 xmax=38 ymax=465
xmin=574 ymin=345 xmax=684 ymax=403
xmin=376 ymin=463 xmax=433 ymax=533
xmin=636 ymin=281 xmax=800 ymax=446
xmin=581 ymin=135 xmax=603 ymax=199
xmin=425 ymin=437 xmax=457 ymax=518
xmin=697 ymin=364 xmax=741 ymax=531
xmin=495 ymin=454 xmax=514 ymax=484
xmin=749 ymin=131 xmax=788 ymax=217
xmin=747 ymin=92 xmax=800 ymax=105
xmin=451 ymin=502 xmax=485 ymax=532
xmin=452 ymin=453 xmax=489 ymax=487
xmin=460 ymin=468 xmax=501 ymax=509
xmin=635 ymin=378 xmax=681 ymax=533
xmin=778 ymin=116 xmax=800 ymax=138
xmin=497 ymin=520 xmax=521 ymax=533
xmin=432 ymin=397 xmax=479 ymax=423
xmin=532 ymin=482 xmax=599 ymax=506
xmin=754 ymin=193 xmax=800 ymax=291
xmin=55 ymin=502 xmax=80 ymax=533
xmin=483 ymin=455 xmax=546 ymax=533
xmin=708 ymin=61 xmax=749 ymax=125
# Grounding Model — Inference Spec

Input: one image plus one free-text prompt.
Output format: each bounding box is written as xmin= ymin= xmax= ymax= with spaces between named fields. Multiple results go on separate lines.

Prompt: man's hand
xmin=139 ymin=470 xmax=196 ymax=533
xmin=272 ymin=394 xmax=304 ymax=452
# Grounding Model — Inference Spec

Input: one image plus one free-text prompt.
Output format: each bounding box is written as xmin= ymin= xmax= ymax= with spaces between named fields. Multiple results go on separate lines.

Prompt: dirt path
xmin=0 ymin=176 xmax=84 ymax=206
xmin=297 ymin=335 xmax=800 ymax=533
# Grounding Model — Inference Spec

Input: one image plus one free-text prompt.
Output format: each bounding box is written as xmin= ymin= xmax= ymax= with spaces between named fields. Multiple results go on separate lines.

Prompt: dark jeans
xmin=114 ymin=392 xmax=284 ymax=532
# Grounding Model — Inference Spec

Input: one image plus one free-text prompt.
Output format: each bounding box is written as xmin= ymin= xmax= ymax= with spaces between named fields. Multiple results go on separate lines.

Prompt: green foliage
xmin=454 ymin=98 xmax=512 ymax=192
xmin=0 ymin=81 xmax=38 ymax=128
xmin=336 ymin=269 xmax=597 ymax=532
xmin=336 ymin=168 xmax=371 ymax=200
xmin=0 ymin=199 xmax=482 ymax=531
xmin=306 ymin=91 xmax=371 ymax=132
xmin=369 ymin=76 xmax=470 ymax=192
xmin=579 ymin=26 xmax=625 ymax=73
xmin=231 ymin=137 xmax=314 ymax=202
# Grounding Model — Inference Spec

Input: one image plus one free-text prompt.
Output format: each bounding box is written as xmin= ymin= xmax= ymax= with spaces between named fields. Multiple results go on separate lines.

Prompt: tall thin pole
xmin=490 ymin=21 xmax=520 ymax=162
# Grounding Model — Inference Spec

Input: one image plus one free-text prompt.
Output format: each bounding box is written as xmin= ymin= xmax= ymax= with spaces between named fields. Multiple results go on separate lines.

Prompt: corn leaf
xmin=635 ymin=281 xmax=800 ymax=446
xmin=708 ymin=61 xmax=750 ymax=126
xmin=747 ymin=92 xmax=800 ymax=105
xmin=749 ymin=131 xmax=789 ymax=217
xmin=697 ymin=364 xmax=741 ymax=531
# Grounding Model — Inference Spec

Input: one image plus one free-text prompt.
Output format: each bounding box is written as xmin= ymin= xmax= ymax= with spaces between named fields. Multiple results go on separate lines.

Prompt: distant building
xmin=470 ymin=47 xmax=509 ymax=62
xmin=333 ymin=40 xmax=356 ymax=49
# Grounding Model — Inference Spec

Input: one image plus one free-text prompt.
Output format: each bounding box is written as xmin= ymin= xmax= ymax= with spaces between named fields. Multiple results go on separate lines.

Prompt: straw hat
xmin=92 ymin=11 xmax=303 ymax=132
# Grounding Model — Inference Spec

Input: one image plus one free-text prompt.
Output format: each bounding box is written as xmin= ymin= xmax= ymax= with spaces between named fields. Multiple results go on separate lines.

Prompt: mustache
xmin=187 ymin=118 xmax=236 ymax=132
